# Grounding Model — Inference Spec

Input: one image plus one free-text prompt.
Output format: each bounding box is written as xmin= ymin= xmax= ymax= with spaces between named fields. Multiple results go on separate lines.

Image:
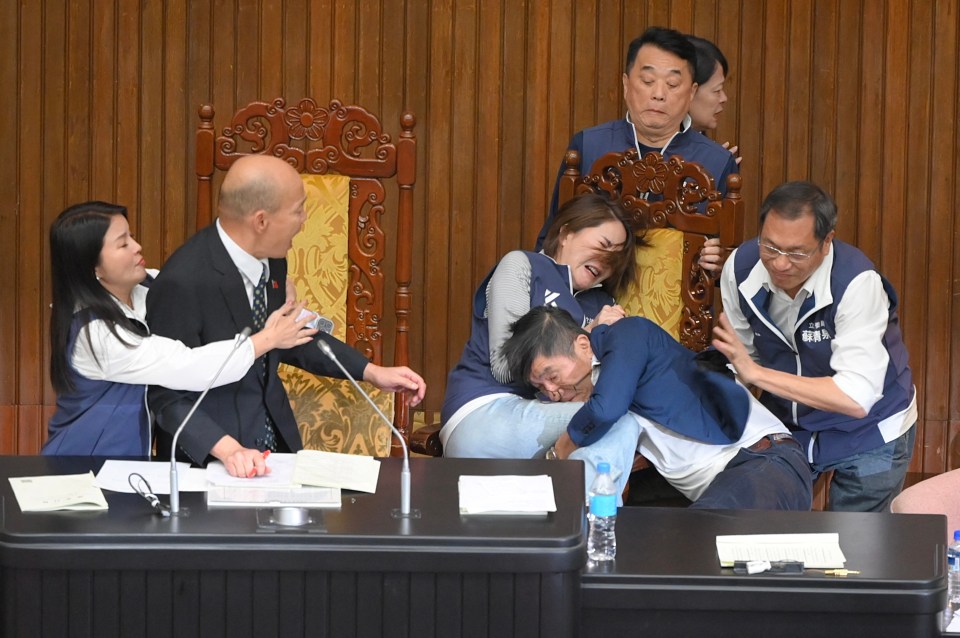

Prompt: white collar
xmin=216 ymin=218 xmax=269 ymax=286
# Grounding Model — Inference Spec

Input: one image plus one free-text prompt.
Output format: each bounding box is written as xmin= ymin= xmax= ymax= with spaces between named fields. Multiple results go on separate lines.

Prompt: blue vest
xmin=538 ymin=118 xmax=738 ymax=249
xmin=441 ymin=251 xmax=613 ymax=423
xmin=733 ymin=240 xmax=913 ymax=464
xmin=43 ymin=312 xmax=152 ymax=457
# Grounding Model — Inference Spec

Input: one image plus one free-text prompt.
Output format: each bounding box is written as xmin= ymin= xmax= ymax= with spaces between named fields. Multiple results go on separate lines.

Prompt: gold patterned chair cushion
xmin=279 ymin=174 xmax=394 ymax=456
xmin=619 ymin=228 xmax=683 ymax=341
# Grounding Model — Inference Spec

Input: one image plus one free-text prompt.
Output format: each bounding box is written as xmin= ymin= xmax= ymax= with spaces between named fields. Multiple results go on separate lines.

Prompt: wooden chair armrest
xmin=410 ymin=423 xmax=443 ymax=457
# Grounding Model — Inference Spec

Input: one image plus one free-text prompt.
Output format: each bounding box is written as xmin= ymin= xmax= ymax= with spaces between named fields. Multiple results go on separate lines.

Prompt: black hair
xmin=625 ymin=26 xmax=698 ymax=78
xmin=503 ymin=306 xmax=588 ymax=386
xmin=759 ymin=181 xmax=838 ymax=241
xmin=49 ymin=201 xmax=148 ymax=393
xmin=687 ymin=35 xmax=729 ymax=85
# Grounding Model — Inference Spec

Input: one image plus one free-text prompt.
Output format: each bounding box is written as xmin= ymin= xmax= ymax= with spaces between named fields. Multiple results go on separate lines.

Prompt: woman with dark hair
xmin=440 ymin=193 xmax=644 ymax=496
xmin=686 ymin=34 xmax=741 ymax=164
xmin=44 ymin=201 xmax=316 ymax=456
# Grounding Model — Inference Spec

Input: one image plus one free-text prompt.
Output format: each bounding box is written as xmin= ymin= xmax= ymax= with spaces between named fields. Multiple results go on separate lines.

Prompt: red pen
xmin=247 ymin=449 xmax=270 ymax=478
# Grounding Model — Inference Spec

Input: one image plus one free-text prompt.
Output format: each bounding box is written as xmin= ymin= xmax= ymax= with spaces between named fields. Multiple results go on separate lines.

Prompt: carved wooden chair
xmin=195 ymin=98 xmax=415 ymax=457
xmin=559 ymin=147 xmax=742 ymax=351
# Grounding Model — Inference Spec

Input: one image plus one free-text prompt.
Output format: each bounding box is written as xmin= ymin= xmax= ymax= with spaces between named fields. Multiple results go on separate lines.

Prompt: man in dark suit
xmin=147 ymin=155 xmax=426 ymax=478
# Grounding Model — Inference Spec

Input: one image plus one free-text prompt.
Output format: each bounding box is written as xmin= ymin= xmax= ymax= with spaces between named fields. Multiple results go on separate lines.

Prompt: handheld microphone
xmin=168 ymin=327 xmax=254 ymax=515
xmin=317 ymin=340 xmax=416 ymax=518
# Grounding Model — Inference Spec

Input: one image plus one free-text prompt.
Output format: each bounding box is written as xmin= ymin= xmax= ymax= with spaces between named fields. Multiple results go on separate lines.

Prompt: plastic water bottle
xmin=587 ymin=462 xmax=617 ymax=562
xmin=948 ymin=530 xmax=960 ymax=623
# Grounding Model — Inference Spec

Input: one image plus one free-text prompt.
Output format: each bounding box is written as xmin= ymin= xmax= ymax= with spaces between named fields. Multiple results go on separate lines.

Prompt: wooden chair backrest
xmin=558 ymin=148 xmax=743 ymax=351
xmin=195 ymin=98 xmax=416 ymax=454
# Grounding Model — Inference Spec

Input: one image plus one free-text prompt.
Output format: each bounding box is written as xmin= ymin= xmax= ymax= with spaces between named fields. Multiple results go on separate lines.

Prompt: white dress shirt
xmin=71 ymin=268 xmax=257 ymax=389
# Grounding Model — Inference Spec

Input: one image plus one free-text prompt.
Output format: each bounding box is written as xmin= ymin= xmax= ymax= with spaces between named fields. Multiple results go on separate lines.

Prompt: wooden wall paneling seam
xmin=880 ymin=0 xmax=918 ymax=464
xmin=235 ymin=0 xmax=259 ymax=106
xmin=809 ymin=0 xmax=837 ymax=194
xmin=903 ymin=0 xmax=935 ymax=472
xmin=449 ymin=0 xmax=479 ymax=377
xmin=759 ymin=2 xmax=787 ymax=197
xmin=65 ymin=0 xmax=91 ymax=205
xmin=162 ymin=0 xmax=188 ymax=258
xmin=91 ymin=0 xmax=117 ymax=201
xmin=785 ymin=0 xmax=813 ymax=182
xmin=31 ymin=0 xmax=68 ymax=453
xmin=139 ymin=0 xmax=164 ymax=289
xmin=0 ymin=0 xmax=21 ymax=420
xmin=925 ymin=0 xmax=959 ymax=432
xmin=833 ymin=0 xmax=862 ymax=249
xmin=735 ymin=0 xmax=763 ymax=237
xmin=281 ymin=0 xmax=307 ymax=101
xmin=403 ymin=0 xmax=428 ymax=378
xmin=260 ymin=0 xmax=283 ymax=100
xmin=331 ymin=0 xmax=357 ymax=104
xmin=544 ymin=0 xmax=573 ymax=247
xmin=307 ymin=0 xmax=332 ymax=102
xmin=425 ymin=0 xmax=454 ymax=408
xmin=498 ymin=0 xmax=525 ymax=271
xmin=569 ymin=0 xmax=596 ymax=142
xmin=381 ymin=0 xmax=406 ymax=365
xmin=856 ymin=0 xmax=884 ymax=263
xmin=476 ymin=0 xmax=502 ymax=276
xmin=523 ymin=0 xmax=550 ymax=248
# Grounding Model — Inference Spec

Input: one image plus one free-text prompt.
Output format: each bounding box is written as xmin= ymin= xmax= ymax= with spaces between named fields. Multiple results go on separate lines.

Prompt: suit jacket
xmin=146 ymin=224 xmax=370 ymax=463
xmin=567 ymin=317 xmax=749 ymax=448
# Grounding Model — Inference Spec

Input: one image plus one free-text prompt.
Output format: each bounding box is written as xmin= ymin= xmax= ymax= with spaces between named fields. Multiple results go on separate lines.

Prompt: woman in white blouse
xmin=43 ymin=201 xmax=316 ymax=456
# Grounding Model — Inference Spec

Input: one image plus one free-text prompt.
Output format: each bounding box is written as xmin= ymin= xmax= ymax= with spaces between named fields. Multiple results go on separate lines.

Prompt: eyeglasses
xmin=534 ymin=367 xmax=594 ymax=402
xmin=758 ymin=238 xmax=823 ymax=263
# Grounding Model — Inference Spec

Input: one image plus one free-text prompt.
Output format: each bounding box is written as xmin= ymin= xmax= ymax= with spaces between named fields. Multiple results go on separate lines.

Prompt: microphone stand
xmin=168 ymin=328 xmax=253 ymax=516
xmin=317 ymin=340 xmax=417 ymax=518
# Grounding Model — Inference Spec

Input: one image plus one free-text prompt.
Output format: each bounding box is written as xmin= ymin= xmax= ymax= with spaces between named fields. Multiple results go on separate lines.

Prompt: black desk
xmin=582 ymin=506 xmax=947 ymax=638
xmin=0 ymin=456 xmax=585 ymax=638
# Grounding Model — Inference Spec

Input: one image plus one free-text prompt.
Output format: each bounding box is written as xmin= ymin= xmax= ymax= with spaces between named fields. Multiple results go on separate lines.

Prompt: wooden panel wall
xmin=2 ymin=0 xmax=959 ymax=475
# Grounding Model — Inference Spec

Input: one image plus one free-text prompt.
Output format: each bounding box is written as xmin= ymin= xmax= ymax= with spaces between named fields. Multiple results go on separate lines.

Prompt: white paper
xmin=458 ymin=475 xmax=557 ymax=515
xmin=95 ymin=460 xmax=207 ymax=494
xmin=292 ymin=450 xmax=381 ymax=493
xmin=207 ymin=485 xmax=341 ymax=508
xmin=945 ymin=612 xmax=960 ymax=633
xmin=716 ymin=533 xmax=847 ymax=569
xmin=9 ymin=472 xmax=109 ymax=511
xmin=206 ymin=452 xmax=300 ymax=488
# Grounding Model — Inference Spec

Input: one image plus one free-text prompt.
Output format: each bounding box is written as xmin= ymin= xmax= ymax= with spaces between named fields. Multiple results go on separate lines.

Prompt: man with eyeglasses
xmin=503 ymin=306 xmax=813 ymax=510
xmin=713 ymin=181 xmax=916 ymax=512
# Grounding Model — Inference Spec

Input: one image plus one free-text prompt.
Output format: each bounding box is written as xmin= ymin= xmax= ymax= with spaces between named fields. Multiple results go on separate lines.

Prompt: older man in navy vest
xmin=713 ymin=181 xmax=916 ymax=512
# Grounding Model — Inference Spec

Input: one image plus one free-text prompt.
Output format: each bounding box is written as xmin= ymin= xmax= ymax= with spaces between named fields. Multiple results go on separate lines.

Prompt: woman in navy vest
xmin=441 ymin=194 xmax=643 ymax=496
xmin=44 ymin=201 xmax=316 ymax=457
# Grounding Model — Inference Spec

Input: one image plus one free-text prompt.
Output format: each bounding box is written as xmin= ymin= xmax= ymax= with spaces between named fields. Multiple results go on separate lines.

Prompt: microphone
xmin=317 ymin=340 xmax=415 ymax=517
xmin=168 ymin=327 xmax=254 ymax=515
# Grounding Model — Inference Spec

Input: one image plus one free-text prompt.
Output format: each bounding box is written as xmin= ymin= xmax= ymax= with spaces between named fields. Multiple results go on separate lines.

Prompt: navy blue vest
xmin=43 ymin=314 xmax=151 ymax=457
xmin=441 ymin=251 xmax=613 ymax=423
xmin=733 ymin=239 xmax=913 ymax=464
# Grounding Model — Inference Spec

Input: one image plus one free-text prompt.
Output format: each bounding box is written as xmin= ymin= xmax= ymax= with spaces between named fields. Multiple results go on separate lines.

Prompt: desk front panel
xmin=581 ymin=507 xmax=946 ymax=637
xmin=0 ymin=456 xmax=585 ymax=638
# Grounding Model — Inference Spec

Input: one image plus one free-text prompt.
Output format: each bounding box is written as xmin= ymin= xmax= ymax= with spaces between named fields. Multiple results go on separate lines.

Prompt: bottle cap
xmin=597 ymin=462 xmax=610 ymax=474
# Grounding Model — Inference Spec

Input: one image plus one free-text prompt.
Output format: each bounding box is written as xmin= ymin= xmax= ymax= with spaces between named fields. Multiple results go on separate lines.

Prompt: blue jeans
xmin=443 ymin=395 xmax=640 ymax=503
xmin=812 ymin=425 xmax=916 ymax=512
xmin=692 ymin=438 xmax=813 ymax=510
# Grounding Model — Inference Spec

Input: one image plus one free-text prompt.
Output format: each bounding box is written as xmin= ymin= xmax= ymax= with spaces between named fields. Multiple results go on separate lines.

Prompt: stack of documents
xmin=716 ymin=533 xmax=846 ymax=569
xmin=206 ymin=452 xmax=341 ymax=507
xmin=458 ymin=474 xmax=557 ymax=515
xmin=10 ymin=472 xmax=109 ymax=512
